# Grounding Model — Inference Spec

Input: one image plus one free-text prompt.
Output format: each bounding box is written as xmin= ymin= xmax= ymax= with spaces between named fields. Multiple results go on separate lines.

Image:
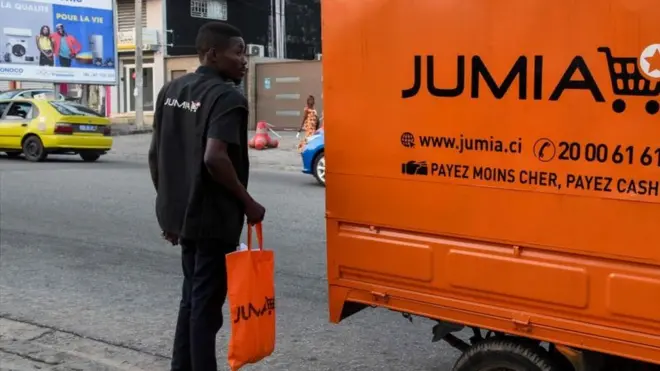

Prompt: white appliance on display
xmin=89 ymin=34 xmax=104 ymax=65
xmin=3 ymin=27 xmax=37 ymax=64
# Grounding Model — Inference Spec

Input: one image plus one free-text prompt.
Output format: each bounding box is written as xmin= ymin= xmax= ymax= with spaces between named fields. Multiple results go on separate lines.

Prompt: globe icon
xmin=400 ymin=132 xmax=415 ymax=148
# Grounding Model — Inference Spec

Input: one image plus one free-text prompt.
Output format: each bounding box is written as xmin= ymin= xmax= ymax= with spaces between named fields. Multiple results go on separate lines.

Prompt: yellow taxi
xmin=0 ymin=98 xmax=113 ymax=162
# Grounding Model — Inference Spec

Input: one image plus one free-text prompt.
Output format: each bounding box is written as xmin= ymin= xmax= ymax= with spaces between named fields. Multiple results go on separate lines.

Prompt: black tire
xmin=452 ymin=338 xmax=558 ymax=371
xmin=22 ymin=135 xmax=47 ymax=162
xmin=5 ymin=152 xmax=21 ymax=159
xmin=80 ymin=152 xmax=101 ymax=162
xmin=312 ymin=151 xmax=326 ymax=186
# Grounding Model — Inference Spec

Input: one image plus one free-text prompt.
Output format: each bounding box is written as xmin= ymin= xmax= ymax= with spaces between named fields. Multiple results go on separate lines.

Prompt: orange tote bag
xmin=226 ymin=223 xmax=276 ymax=370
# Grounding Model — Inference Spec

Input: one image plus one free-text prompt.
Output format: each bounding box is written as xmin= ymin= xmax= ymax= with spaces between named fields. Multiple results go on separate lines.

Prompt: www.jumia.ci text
xmin=418 ymin=135 xmax=523 ymax=154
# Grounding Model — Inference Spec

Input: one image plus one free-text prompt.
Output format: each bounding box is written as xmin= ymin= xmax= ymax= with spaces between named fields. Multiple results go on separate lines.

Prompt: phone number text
xmin=557 ymin=142 xmax=660 ymax=167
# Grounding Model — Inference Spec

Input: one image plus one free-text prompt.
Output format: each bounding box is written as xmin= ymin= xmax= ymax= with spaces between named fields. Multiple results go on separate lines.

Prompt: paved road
xmin=0 ymin=146 xmax=459 ymax=370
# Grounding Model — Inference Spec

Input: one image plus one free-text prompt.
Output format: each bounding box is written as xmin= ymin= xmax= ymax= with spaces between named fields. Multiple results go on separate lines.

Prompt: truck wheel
xmin=452 ymin=338 xmax=557 ymax=371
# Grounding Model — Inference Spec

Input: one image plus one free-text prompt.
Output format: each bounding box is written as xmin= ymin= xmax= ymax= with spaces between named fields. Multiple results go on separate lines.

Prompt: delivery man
xmin=148 ymin=21 xmax=266 ymax=371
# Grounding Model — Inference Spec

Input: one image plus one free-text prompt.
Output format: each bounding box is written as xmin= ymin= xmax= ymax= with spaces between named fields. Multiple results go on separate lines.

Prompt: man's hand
xmin=245 ymin=199 xmax=266 ymax=225
xmin=161 ymin=231 xmax=179 ymax=246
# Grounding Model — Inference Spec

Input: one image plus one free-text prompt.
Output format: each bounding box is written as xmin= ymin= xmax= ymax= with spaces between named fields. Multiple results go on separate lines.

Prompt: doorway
xmin=122 ymin=64 xmax=155 ymax=112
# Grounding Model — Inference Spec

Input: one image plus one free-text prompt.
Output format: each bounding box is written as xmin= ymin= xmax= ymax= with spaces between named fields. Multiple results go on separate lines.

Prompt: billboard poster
xmin=0 ymin=0 xmax=117 ymax=85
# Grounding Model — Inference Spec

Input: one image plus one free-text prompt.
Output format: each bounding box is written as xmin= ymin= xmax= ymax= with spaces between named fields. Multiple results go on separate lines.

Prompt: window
xmin=5 ymin=102 xmax=34 ymax=120
xmin=171 ymin=70 xmax=187 ymax=81
xmin=191 ymin=0 xmax=227 ymax=20
xmin=0 ymin=102 xmax=10 ymax=118
xmin=117 ymin=0 xmax=147 ymax=32
xmin=50 ymin=102 xmax=103 ymax=117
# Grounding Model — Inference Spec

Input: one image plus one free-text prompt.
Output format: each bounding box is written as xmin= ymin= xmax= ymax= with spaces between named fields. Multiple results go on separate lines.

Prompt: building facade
xmin=284 ymin=0 xmax=321 ymax=60
xmin=163 ymin=0 xmax=323 ymax=81
xmin=0 ymin=0 xmax=323 ymax=124
xmin=109 ymin=0 xmax=167 ymax=115
xmin=1 ymin=0 xmax=322 ymax=115
xmin=0 ymin=0 xmax=169 ymax=113
xmin=163 ymin=0 xmax=271 ymax=82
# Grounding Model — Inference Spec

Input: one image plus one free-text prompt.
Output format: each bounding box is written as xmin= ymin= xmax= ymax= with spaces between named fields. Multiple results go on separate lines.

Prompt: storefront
xmin=117 ymin=56 xmax=156 ymax=112
xmin=108 ymin=0 xmax=165 ymax=114
xmin=109 ymin=32 xmax=165 ymax=114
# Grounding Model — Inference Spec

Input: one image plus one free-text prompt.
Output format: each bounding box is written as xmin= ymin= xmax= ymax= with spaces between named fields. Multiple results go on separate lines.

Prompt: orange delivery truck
xmin=321 ymin=0 xmax=660 ymax=370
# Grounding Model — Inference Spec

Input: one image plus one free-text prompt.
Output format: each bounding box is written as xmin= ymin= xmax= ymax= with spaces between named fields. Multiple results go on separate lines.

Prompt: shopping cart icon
xmin=598 ymin=47 xmax=660 ymax=115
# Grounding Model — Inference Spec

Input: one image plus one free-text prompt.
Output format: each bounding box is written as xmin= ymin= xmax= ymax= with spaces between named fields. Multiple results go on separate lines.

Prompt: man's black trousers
xmin=171 ymin=238 xmax=236 ymax=371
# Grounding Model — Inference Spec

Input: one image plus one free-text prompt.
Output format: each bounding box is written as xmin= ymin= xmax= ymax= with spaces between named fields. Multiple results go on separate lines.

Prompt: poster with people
xmin=0 ymin=0 xmax=116 ymax=85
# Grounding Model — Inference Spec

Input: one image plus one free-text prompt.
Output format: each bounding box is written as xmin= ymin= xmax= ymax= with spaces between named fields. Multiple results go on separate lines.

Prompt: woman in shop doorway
xmin=51 ymin=23 xmax=81 ymax=67
xmin=297 ymin=95 xmax=320 ymax=152
xmin=36 ymin=26 xmax=54 ymax=66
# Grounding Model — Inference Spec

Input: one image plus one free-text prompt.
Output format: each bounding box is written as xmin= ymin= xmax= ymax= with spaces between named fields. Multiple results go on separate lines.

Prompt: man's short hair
xmin=195 ymin=22 xmax=243 ymax=58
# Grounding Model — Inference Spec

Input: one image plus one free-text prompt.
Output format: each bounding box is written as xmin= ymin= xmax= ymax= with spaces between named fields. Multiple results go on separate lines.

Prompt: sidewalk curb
xmin=109 ymin=127 xmax=300 ymax=137
xmin=106 ymin=131 xmax=302 ymax=171
xmin=102 ymin=144 xmax=301 ymax=172
xmin=111 ymin=129 xmax=153 ymax=137
xmin=110 ymin=125 xmax=153 ymax=137
xmin=103 ymin=152 xmax=302 ymax=172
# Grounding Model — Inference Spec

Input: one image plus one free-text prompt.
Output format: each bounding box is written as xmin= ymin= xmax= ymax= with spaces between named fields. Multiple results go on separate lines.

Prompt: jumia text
xmin=401 ymin=55 xmax=606 ymax=102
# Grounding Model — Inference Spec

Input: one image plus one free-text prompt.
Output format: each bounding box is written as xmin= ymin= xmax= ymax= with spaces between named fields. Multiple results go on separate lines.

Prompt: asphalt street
xmin=0 ymin=143 xmax=459 ymax=370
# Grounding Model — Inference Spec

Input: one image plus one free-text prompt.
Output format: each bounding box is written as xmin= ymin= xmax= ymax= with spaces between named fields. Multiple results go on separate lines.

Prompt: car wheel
xmin=5 ymin=152 xmax=21 ymax=159
xmin=313 ymin=152 xmax=326 ymax=186
xmin=22 ymin=135 xmax=47 ymax=162
xmin=80 ymin=152 xmax=101 ymax=162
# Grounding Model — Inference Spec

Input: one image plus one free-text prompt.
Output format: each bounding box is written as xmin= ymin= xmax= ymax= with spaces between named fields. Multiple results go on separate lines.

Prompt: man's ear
xmin=207 ymin=48 xmax=219 ymax=63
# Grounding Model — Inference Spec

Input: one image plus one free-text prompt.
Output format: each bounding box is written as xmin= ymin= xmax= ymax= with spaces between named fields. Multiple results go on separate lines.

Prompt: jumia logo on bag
xmin=233 ymin=296 xmax=275 ymax=323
